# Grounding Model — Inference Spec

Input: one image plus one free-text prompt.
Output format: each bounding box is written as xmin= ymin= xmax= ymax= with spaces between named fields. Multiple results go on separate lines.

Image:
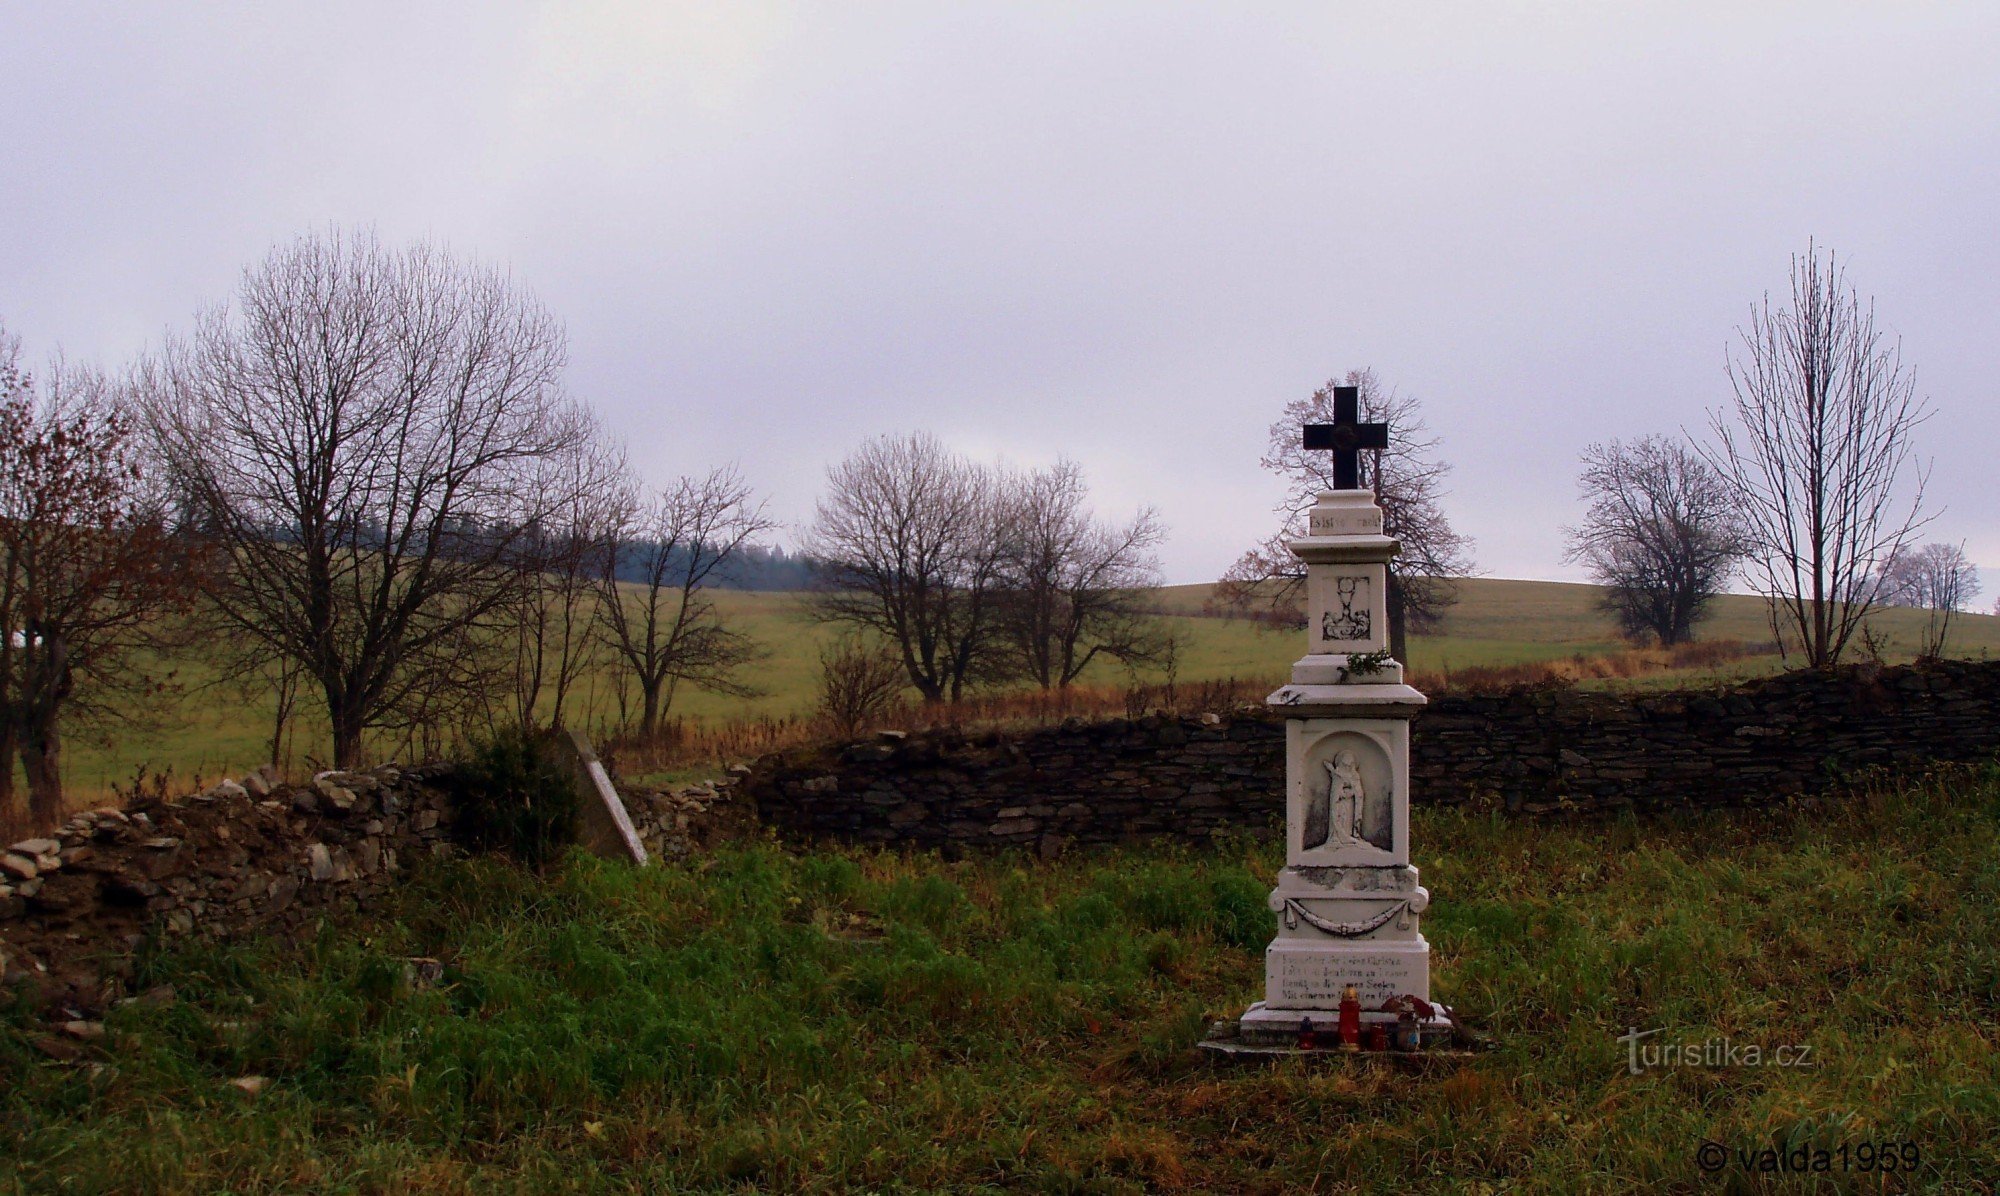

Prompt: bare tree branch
xmin=805 ymin=433 xmax=1011 ymax=704
xmin=508 ymin=425 xmax=628 ymax=733
xmin=593 ymin=464 xmax=774 ymax=738
xmin=1701 ymin=242 xmax=1932 ymax=668
xmin=142 ymin=229 xmax=592 ymax=767
xmin=1875 ymin=541 xmax=1980 ymax=658
xmin=996 ymin=458 xmax=1169 ymax=689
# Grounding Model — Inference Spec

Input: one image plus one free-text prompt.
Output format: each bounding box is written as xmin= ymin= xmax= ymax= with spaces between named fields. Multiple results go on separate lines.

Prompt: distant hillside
xmin=1150 ymin=576 xmax=2000 ymax=657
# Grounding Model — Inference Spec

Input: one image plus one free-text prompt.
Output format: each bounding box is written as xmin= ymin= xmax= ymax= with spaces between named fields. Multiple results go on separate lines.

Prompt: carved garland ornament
xmin=1280 ymin=888 xmax=1430 ymax=937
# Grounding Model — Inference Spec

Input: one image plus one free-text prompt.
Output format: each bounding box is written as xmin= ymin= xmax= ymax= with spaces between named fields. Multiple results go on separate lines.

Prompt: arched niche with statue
xmin=1286 ymin=721 xmax=1405 ymax=867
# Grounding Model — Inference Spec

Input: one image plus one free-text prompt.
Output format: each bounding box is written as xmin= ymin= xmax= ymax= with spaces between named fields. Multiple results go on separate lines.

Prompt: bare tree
xmin=1703 ymin=243 xmax=1931 ymax=668
xmin=507 ymin=428 xmax=628 ymax=732
xmin=0 ymin=333 xmax=194 ymax=820
xmin=998 ymin=458 xmax=1169 ymax=689
xmin=243 ymin=651 xmax=307 ymax=774
xmin=593 ymin=465 xmax=773 ymax=738
xmin=806 ymin=432 xmax=1010 ymax=703
xmin=1562 ymin=435 xmax=1749 ymax=645
xmin=813 ymin=634 xmax=908 ymax=739
xmin=143 ymin=229 xmax=592 ymax=768
xmin=0 ymin=330 xmax=23 ymax=810
xmin=1217 ymin=368 xmax=1473 ymax=660
xmin=1876 ymin=541 xmax=1981 ymax=659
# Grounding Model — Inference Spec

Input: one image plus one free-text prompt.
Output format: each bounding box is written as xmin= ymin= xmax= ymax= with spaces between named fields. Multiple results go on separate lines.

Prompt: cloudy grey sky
xmin=4 ymin=3 xmax=1995 ymax=590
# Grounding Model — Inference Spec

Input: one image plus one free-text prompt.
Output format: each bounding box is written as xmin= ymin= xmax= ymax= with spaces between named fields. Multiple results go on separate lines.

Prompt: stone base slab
xmin=1230 ymin=1001 xmax=1456 ymax=1048
xmin=1196 ymin=1036 xmax=1474 ymax=1064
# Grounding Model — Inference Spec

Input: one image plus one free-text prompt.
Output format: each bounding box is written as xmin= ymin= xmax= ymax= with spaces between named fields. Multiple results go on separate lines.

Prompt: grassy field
xmin=5 ymin=761 xmax=1997 ymax=1192
xmin=33 ymin=580 xmax=2000 ymax=802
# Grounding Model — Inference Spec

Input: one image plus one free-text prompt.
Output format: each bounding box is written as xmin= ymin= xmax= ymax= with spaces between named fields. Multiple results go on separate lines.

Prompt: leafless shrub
xmin=604 ymin=673 xmax=1275 ymax=779
xmin=1415 ymin=639 xmax=1770 ymax=695
xmin=107 ymin=762 xmax=178 ymax=806
xmin=813 ymin=635 xmax=908 ymax=739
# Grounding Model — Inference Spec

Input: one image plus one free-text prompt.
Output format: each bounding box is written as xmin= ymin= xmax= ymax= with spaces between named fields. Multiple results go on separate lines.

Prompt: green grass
xmin=39 ymin=580 xmax=2000 ymax=802
xmin=6 ymin=762 xmax=1999 ymax=1192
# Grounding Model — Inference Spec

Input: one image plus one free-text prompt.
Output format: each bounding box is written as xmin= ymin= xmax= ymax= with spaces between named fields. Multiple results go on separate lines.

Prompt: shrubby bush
xmin=450 ymin=727 xmax=579 ymax=866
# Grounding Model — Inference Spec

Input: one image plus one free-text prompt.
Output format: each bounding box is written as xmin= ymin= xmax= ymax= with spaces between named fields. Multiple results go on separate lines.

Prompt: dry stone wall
xmin=744 ymin=659 xmax=2000 ymax=852
xmin=748 ymin=716 xmax=1278 ymax=856
xmin=1412 ymin=657 xmax=2000 ymax=812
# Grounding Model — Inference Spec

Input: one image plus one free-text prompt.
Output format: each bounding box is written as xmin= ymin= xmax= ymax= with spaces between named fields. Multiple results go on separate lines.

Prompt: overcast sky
xmin=4 ymin=3 xmax=1994 ymax=591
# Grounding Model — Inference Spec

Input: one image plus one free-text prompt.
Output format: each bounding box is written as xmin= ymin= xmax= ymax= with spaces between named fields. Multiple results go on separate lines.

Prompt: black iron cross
xmin=1302 ymin=385 xmax=1388 ymax=490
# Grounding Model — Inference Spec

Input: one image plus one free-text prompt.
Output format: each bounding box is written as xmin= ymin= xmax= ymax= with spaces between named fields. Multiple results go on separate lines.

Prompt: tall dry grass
xmin=603 ymin=641 xmax=1778 ymax=781
xmin=1411 ymin=638 xmax=1771 ymax=694
xmin=601 ymin=676 xmax=1273 ymax=780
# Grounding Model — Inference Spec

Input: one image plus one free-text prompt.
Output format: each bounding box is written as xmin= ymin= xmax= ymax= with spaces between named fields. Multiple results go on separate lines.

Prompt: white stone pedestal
xmin=1223 ymin=488 xmax=1445 ymax=1048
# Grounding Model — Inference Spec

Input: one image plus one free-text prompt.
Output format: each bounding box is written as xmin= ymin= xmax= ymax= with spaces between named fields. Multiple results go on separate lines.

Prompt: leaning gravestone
xmin=1215 ymin=385 xmax=1452 ymax=1051
xmin=555 ymin=728 xmax=649 ymax=866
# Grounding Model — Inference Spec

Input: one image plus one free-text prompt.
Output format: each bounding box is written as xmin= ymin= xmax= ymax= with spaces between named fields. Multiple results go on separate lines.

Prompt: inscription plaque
xmin=1270 ymin=948 xmax=1428 ymax=1008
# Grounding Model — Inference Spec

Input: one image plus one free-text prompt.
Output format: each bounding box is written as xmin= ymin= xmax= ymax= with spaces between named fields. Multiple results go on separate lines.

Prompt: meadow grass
xmin=5 ymin=762 xmax=1998 ymax=1192
xmin=36 ymin=580 xmax=2000 ymax=806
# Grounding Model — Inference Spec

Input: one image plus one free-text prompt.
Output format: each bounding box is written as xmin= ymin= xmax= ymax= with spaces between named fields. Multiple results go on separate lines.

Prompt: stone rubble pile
xmin=0 ymin=762 xmax=742 ymax=1015
xmin=626 ymin=777 xmax=753 ymax=862
xmin=0 ymin=763 xmax=459 ymax=1013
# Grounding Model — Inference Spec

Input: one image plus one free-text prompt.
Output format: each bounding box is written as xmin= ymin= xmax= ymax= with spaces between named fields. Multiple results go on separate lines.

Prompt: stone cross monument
xmin=1233 ymin=385 xmax=1446 ymax=1047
